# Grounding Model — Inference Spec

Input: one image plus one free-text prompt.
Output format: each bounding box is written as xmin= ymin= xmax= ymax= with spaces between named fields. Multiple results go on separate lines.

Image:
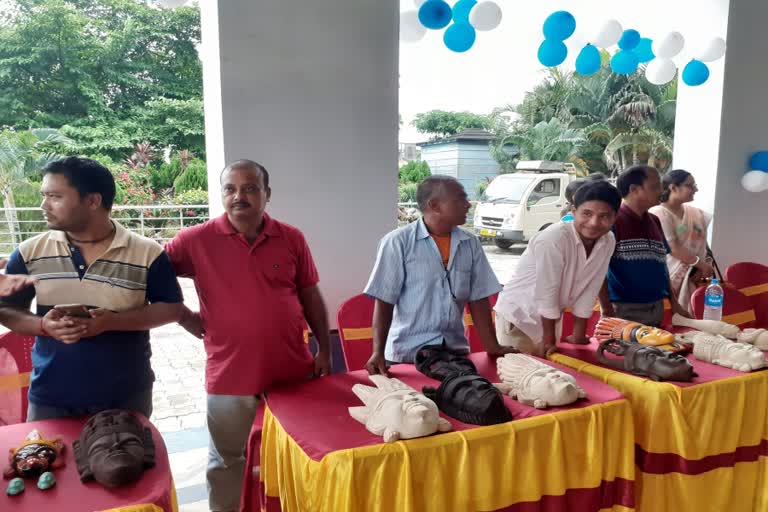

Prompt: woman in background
xmin=650 ymin=169 xmax=714 ymax=315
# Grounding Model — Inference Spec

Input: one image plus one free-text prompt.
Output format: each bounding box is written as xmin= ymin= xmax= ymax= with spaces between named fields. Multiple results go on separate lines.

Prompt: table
xmin=550 ymin=340 xmax=768 ymax=512
xmin=0 ymin=415 xmax=177 ymax=512
xmin=250 ymin=353 xmax=636 ymax=512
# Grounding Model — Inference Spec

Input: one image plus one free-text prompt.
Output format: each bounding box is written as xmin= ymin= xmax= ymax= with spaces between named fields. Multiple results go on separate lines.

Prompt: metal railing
xmin=0 ymin=205 xmax=209 ymax=256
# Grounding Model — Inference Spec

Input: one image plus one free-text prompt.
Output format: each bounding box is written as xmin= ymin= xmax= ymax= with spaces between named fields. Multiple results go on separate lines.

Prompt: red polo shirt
xmin=165 ymin=213 xmax=317 ymax=395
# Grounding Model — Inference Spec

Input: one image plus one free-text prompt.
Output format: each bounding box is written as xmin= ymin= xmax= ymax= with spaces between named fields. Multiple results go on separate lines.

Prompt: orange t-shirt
xmin=431 ymin=234 xmax=451 ymax=268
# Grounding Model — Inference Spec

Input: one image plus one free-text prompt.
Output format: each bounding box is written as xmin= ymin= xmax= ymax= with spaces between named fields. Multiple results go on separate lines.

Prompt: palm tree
xmin=491 ymin=118 xmax=588 ymax=173
xmin=0 ymin=129 xmax=71 ymax=244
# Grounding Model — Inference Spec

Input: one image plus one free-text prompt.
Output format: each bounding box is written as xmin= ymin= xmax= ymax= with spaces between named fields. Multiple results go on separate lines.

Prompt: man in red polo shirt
xmin=165 ymin=159 xmax=331 ymax=512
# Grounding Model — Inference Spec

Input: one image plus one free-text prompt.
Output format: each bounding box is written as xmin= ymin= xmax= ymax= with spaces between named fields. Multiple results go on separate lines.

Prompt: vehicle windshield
xmin=480 ymin=176 xmax=535 ymax=203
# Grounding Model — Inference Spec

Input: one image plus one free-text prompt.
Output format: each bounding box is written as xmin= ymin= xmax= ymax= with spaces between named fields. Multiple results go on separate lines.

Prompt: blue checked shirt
xmin=364 ymin=219 xmax=502 ymax=363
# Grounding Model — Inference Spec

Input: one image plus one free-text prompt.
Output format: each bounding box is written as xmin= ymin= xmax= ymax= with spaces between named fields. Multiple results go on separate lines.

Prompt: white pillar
xmin=200 ymin=0 xmax=399 ymax=323
xmin=673 ymin=0 xmax=768 ymax=267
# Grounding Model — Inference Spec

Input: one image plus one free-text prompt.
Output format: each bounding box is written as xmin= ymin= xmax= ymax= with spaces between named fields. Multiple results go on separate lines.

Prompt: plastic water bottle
xmin=703 ymin=279 xmax=724 ymax=321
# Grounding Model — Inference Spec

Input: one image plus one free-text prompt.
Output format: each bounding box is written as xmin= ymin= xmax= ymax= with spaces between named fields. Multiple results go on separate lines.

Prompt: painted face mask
xmin=73 ymin=410 xmax=155 ymax=488
xmin=595 ymin=317 xmax=689 ymax=353
xmin=3 ymin=430 xmax=65 ymax=480
xmin=597 ymin=339 xmax=698 ymax=382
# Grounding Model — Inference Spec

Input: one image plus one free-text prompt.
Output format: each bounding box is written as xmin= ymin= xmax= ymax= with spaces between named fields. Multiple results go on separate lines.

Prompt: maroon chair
xmin=336 ymin=294 xmax=376 ymax=372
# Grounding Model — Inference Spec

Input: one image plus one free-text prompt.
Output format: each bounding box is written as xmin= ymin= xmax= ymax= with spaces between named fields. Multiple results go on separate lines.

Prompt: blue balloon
xmin=452 ymin=0 xmax=477 ymax=23
xmin=444 ymin=22 xmax=476 ymax=52
xmin=538 ymin=39 xmax=568 ymax=67
xmin=610 ymin=50 xmax=639 ymax=75
xmin=682 ymin=60 xmax=710 ymax=86
xmin=749 ymin=151 xmax=768 ymax=171
xmin=543 ymin=11 xmax=576 ymax=41
xmin=618 ymin=29 xmax=641 ymax=51
xmin=575 ymin=44 xmax=601 ymax=75
xmin=419 ymin=0 xmax=452 ymax=30
xmin=635 ymin=38 xmax=655 ymax=63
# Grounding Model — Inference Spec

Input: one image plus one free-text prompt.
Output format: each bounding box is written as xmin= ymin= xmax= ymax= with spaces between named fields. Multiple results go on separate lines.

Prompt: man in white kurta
xmin=494 ymin=180 xmax=622 ymax=357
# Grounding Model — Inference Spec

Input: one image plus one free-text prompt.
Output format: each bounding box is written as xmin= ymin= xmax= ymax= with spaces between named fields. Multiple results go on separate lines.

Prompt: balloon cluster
xmin=538 ymin=13 xmax=727 ymax=87
xmin=400 ymin=0 xmax=502 ymax=53
xmin=742 ymin=152 xmax=768 ymax=193
xmin=537 ymin=11 xmax=576 ymax=67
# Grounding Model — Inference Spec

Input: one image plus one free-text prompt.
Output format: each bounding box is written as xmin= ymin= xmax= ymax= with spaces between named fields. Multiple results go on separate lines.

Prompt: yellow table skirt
xmin=551 ymin=352 xmax=768 ymax=512
xmin=261 ymin=400 xmax=636 ymax=512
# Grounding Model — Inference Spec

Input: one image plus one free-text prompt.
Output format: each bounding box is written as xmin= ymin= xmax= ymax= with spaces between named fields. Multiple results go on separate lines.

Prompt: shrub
xmin=398 ymin=161 xmax=431 ymax=184
xmin=173 ymin=188 xmax=208 ymax=205
xmin=398 ymin=182 xmax=418 ymax=203
xmin=174 ymin=158 xmax=207 ymax=192
xmin=150 ymin=158 xmax=184 ymax=191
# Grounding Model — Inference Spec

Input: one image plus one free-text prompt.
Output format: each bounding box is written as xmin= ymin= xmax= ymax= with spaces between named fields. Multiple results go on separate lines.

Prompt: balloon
xmin=452 ymin=0 xmax=477 ymax=23
xmin=400 ymin=11 xmax=427 ymax=43
xmin=741 ymin=171 xmax=768 ymax=193
xmin=749 ymin=151 xmax=768 ymax=171
xmin=635 ymin=38 xmax=655 ymax=63
xmin=419 ymin=0 xmax=452 ymax=30
xmin=538 ymin=39 xmax=568 ymax=67
xmin=543 ymin=11 xmax=576 ymax=41
xmin=469 ymin=1 xmax=502 ymax=31
xmin=618 ymin=29 xmax=641 ymax=51
xmin=610 ymin=50 xmax=639 ymax=75
xmin=444 ymin=22 xmax=476 ymax=52
xmin=696 ymin=37 xmax=727 ymax=62
xmin=653 ymin=32 xmax=685 ymax=59
xmin=592 ymin=19 xmax=623 ymax=48
xmin=645 ymin=58 xmax=677 ymax=85
xmin=575 ymin=44 xmax=602 ymax=75
xmin=682 ymin=59 xmax=710 ymax=86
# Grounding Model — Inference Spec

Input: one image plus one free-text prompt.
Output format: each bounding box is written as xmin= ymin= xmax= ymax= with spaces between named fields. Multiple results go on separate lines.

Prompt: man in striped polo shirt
xmin=0 ymin=157 xmax=183 ymax=421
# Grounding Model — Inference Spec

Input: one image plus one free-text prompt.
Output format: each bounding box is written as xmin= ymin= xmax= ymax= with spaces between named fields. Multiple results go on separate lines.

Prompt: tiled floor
xmin=158 ymin=247 xmax=523 ymax=510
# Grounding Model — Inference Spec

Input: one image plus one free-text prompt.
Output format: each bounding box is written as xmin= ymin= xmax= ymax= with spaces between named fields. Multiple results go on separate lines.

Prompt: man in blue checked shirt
xmin=364 ymin=175 xmax=518 ymax=375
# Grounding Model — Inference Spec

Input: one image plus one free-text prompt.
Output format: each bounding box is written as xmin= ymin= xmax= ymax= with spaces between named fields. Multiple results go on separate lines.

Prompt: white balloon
xmin=653 ymin=32 xmax=685 ymax=59
xmin=157 ymin=0 xmax=186 ymax=7
xmin=645 ymin=58 xmax=678 ymax=85
xmin=413 ymin=0 xmax=427 ymax=7
xmin=469 ymin=1 xmax=502 ymax=32
xmin=696 ymin=37 xmax=727 ymax=62
xmin=741 ymin=171 xmax=768 ymax=193
xmin=400 ymin=10 xmax=427 ymax=43
xmin=592 ymin=20 xmax=623 ymax=48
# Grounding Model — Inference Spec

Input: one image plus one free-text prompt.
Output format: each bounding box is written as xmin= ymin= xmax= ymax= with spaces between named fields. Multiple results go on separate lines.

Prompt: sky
xmin=398 ymin=0 xmax=722 ymax=143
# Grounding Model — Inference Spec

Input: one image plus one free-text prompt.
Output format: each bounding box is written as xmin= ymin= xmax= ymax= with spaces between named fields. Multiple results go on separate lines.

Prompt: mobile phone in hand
xmin=53 ymin=304 xmax=91 ymax=318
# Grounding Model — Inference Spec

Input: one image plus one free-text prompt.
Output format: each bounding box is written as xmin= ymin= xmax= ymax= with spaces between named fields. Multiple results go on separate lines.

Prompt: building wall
xmin=421 ymin=141 xmax=500 ymax=198
xmin=200 ymin=0 xmax=398 ymax=326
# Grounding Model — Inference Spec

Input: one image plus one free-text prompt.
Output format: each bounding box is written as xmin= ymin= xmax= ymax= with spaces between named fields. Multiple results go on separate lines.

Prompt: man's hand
xmin=0 ymin=259 xmax=36 ymax=297
xmin=671 ymin=301 xmax=693 ymax=319
xmin=540 ymin=339 xmax=558 ymax=358
xmin=180 ymin=308 xmax=204 ymax=339
xmin=42 ymin=309 xmax=88 ymax=344
xmin=314 ymin=350 xmax=331 ymax=377
xmin=485 ymin=344 xmax=519 ymax=357
xmin=365 ymin=352 xmax=389 ymax=375
xmin=563 ymin=334 xmax=590 ymax=345
xmin=69 ymin=308 xmax=116 ymax=338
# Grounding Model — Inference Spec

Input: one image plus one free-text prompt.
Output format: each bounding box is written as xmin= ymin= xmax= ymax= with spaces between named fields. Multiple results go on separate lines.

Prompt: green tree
xmin=412 ymin=110 xmax=494 ymax=139
xmin=0 ymin=0 xmax=203 ymax=157
xmin=0 ymin=128 xmax=71 ymax=242
xmin=398 ymin=161 xmax=430 ymax=184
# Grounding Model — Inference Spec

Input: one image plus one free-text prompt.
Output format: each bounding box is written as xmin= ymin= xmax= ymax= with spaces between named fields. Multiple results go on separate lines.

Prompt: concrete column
xmin=673 ymin=0 xmax=768 ymax=266
xmin=200 ymin=0 xmax=399 ymax=322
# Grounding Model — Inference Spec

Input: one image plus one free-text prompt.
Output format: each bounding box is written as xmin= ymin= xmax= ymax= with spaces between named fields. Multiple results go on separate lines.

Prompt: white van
xmin=473 ymin=161 xmax=578 ymax=249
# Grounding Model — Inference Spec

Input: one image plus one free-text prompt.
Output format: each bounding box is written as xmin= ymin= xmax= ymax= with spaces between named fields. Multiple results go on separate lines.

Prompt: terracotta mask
xmin=423 ymin=371 xmax=512 ymax=425
xmin=349 ymin=375 xmax=452 ymax=443
xmin=73 ymin=409 xmax=155 ymax=488
xmin=3 ymin=430 xmax=65 ymax=480
xmin=595 ymin=317 xmax=689 ymax=353
xmin=597 ymin=339 xmax=698 ymax=382
xmin=495 ymin=353 xmax=587 ymax=409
